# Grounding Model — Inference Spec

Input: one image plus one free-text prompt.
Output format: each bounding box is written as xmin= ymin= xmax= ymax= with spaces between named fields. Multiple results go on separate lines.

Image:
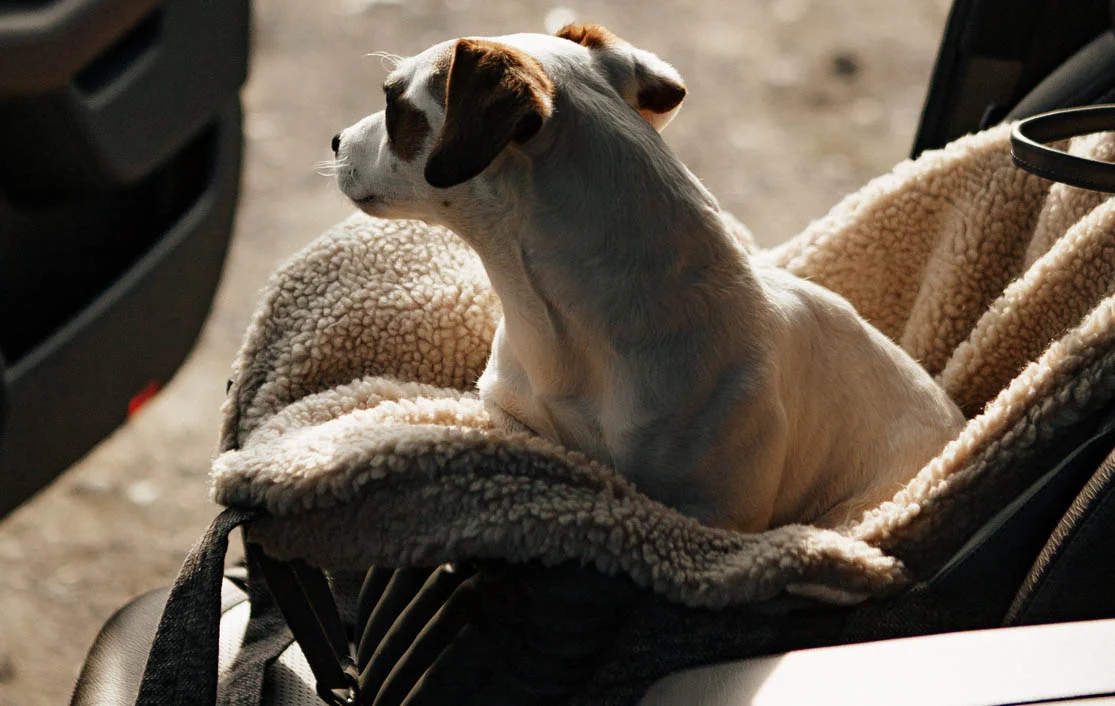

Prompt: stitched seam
xmin=1023 ymin=481 xmax=1115 ymax=617
xmin=1012 ymin=152 xmax=1115 ymax=191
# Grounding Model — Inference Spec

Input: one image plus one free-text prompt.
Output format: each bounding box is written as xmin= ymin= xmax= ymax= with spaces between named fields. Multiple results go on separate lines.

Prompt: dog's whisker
xmin=314 ymin=158 xmax=348 ymax=177
xmin=365 ymin=51 xmax=403 ymax=72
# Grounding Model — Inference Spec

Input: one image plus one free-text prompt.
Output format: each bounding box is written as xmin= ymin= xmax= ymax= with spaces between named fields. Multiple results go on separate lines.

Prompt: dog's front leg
xmin=477 ymin=321 xmax=547 ymax=438
xmin=479 ymin=365 xmax=543 ymax=437
xmin=482 ymin=396 xmax=537 ymax=436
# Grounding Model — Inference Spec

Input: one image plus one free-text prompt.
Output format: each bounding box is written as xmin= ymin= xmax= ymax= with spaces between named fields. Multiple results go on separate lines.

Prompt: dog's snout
xmin=331 ymin=133 xmax=341 ymax=154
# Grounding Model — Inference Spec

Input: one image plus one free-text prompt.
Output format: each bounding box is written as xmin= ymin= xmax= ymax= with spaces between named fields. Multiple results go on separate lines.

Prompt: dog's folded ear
xmin=424 ymin=39 xmax=555 ymax=189
xmin=557 ymin=23 xmax=687 ymax=132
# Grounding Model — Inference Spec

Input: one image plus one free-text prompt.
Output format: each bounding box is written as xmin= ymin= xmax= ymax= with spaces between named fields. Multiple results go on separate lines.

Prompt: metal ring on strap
xmin=1011 ymin=104 xmax=1115 ymax=193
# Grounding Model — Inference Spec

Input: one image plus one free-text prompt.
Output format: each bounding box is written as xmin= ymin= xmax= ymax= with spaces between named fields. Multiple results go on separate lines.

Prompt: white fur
xmin=334 ymin=31 xmax=966 ymax=531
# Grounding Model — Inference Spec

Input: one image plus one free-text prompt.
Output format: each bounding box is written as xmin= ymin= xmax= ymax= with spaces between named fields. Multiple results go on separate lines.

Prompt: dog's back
xmin=332 ymin=25 xmax=966 ymax=533
xmin=755 ymin=267 xmax=965 ymax=528
xmin=600 ymin=261 xmax=965 ymax=532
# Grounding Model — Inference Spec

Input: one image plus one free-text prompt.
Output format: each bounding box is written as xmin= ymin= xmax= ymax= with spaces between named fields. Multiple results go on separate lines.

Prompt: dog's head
xmin=333 ymin=24 xmax=687 ymax=224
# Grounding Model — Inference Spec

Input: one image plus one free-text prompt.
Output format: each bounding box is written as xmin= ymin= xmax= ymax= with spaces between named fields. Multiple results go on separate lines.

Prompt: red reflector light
xmin=128 ymin=380 xmax=162 ymax=417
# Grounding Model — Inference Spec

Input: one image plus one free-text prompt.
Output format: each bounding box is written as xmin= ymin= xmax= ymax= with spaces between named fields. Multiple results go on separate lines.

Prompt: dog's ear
xmin=424 ymin=39 xmax=554 ymax=189
xmin=557 ymin=23 xmax=686 ymax=132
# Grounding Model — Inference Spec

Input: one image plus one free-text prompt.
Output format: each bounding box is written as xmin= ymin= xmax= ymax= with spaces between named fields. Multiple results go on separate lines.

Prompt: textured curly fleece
xmin=212 ymin=123 xmax=1115 ymax=608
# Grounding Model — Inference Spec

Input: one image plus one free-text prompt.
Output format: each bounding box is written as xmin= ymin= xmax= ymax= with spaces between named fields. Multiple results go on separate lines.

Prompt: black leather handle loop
xmin=1011 ymin=104 xmax=1115 ymax=193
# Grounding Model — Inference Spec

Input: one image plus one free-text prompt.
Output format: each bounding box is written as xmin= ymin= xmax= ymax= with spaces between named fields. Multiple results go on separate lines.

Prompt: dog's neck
xmin=438 ymin=89 xmax=767 ymax=391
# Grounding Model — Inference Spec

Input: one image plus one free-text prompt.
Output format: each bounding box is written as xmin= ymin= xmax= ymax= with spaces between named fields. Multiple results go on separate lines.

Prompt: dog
xmin=332 ymin=24 xmax=966 ymax=532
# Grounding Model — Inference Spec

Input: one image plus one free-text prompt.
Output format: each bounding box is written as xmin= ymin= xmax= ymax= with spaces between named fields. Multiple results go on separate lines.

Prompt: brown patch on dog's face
xmin=555 ymin=23 xmax=617 ymax=49
xmin=424 ymin=39 xmax=554 ymax=188
xmin=383 ymin=76 xmax=431 ymax=162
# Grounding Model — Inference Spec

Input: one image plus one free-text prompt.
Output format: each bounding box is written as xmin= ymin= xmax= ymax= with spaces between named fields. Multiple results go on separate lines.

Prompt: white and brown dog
xmin=332 ymin=25 xmax=966 ymax=532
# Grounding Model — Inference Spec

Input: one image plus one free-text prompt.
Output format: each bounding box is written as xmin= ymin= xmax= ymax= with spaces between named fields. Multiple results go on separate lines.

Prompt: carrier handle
xmin=1011 ymin=104 xmax=1115 ymax=193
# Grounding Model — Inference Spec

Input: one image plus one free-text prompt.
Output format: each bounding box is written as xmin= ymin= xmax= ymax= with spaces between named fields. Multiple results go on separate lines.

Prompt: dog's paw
xmin=483 ymin=397 xmax=538 ymax=436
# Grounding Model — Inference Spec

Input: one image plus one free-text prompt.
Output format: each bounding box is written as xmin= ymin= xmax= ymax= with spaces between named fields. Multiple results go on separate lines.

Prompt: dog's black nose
xmin=331 ymin=133 xmax=341 ymax=154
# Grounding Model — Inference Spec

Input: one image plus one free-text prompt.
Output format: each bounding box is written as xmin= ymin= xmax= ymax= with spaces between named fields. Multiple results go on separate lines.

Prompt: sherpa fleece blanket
xmin=212 ymin=123 xmax=1115 ymax=608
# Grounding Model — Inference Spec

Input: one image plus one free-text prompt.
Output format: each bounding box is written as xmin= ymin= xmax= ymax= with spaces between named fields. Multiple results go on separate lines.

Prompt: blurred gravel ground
xmin=0 ymin=0 xmax=946 ymax=703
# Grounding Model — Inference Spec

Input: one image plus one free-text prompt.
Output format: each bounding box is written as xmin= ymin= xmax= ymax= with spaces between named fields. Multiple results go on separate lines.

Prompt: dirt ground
xmin=0 ymin=0 xmax=948 ymax=703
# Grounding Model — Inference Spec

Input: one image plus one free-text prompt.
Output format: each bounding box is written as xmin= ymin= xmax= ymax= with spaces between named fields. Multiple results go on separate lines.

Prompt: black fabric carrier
xmin=131 ymin=412 xmax=1115 ymax=706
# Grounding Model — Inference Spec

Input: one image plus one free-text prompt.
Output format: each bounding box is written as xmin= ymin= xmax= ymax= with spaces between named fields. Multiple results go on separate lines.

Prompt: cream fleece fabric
xmin=212 ymin=123 xmax=1115 ymax=608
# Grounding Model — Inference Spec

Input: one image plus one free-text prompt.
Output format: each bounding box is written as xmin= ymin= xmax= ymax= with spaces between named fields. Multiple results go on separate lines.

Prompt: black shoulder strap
xmin=215 ymin=546 xmax=297 ymax=706
xmin=249 ymin=551 xmax=358 ymax=705
xmin=135 ymin=506 xmax=264 ymax=706
xmin=1011 ymin=104 xmax=1115 ymax=192
xmin=134 ymin=505 xmax=364 ymax=706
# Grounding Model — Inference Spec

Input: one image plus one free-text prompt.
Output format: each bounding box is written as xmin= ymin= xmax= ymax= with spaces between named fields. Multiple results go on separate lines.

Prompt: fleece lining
xmin=212 ymin=123 xmax=1115 ymax=608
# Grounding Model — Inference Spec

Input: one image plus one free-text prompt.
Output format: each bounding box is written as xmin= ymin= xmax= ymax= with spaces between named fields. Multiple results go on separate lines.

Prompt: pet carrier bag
xmin=71 ymin=0 xmax=1115 ymax=703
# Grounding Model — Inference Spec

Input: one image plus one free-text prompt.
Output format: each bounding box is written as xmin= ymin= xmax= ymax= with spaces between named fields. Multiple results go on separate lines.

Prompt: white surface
xmin=640 ymin=619 xmax=1115 ymax=706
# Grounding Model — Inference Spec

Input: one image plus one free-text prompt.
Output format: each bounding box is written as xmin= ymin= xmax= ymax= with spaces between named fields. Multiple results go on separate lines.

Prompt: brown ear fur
xmin=557 ymin=23 xmax=686 ymax=118
xmin=424 ymin=39 xmax=554 ymax=189
xmin=555 ymin=22 xmax=617 ymax=49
